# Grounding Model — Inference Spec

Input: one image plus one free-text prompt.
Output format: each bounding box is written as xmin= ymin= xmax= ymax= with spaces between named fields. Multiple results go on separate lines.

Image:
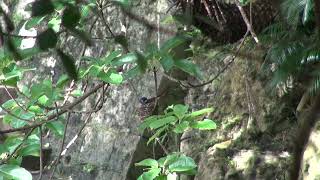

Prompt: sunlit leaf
xmin=0 ymin=165 xmax=32 ymax=180
xmin=135 ymin=159 xmax=158 ymax=168
xmin=191 ymin=119 xmax=217 ymax=130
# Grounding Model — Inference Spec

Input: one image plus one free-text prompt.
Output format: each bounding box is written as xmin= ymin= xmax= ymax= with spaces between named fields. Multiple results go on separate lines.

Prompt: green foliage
xmin=136 ymin=153 xmax=197 ymax=180
xmin=139 ymin=105 xmax=215 ymax=144
xmin=136 ymin=105 xmax=216 ymax=179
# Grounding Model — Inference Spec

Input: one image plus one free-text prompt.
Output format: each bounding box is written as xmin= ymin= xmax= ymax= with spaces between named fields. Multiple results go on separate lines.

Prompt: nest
xmin=172 ymin=0 xmax=277 ymax=43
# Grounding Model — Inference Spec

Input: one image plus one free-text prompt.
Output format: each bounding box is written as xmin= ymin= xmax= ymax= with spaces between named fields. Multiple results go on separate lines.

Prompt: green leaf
xmin=160 ymin=55 xmax=174 ymax=72
xmin=56 ymin=74 xmax=69 ymax=88
xmin=135 ymin=159 xmax=158 ymax=168
xmin=174 ymin=59 xmax=203 ymax=80
xmin=25 ymin=16 xmax=46 ymax=30
xmin=98 ymin=71 xmax=123 ymax=85
xmin=138 ymin=168 xmax=161 ymax=180
xmin=36 ymin=28 xmax=58 ymax=50
xmin=62 ymin=5 xmax=81 ymax=29
xmin=173 ymin=104 xmax=188 ymax=119
xmin=4 ymin=136 xmax=23 ymax=154
xmin=168 ymin=155 xmax=197 ymax=172
xmin=191 ymin=119 xmax=217 ymax=130
xmin=2 ymin=100 xmax=17 ymax=110
xmin=0 ymin=164 xmax=32 ymax=180
xmin=149 ymin=116 xmax=177 ymax=129
xmin=161 ymin=35 xmax=188 ymax=53
xmin=101 ymin=50 xmax=122 ymax=65
xmin=18 ymin=144 xmax=40 ymax=157
xmin=138 ymin=115 xmax=159 ymax=132
xmin=136 ymin=52 xmax=148 ymax=73
xmin=71 ymin=89 xmax=83 ymax=97
xmin=112 ymin=53 xmax=137 ymax=66
xmin=57 ymin=49 xmax=78 ymax=80
xmin=81 ymin=4 xmax=95 ymax=18
xmin=48 ymin=17 xmax=61 ymax=32
xmin=188 ymin=108 xmax=214 ymax=118
xmin=46 ymin=121 xmax=65 ymax=137
xmin=38 ymin=95 xmax=49 ymax=105
xmin=28 ymin=105 xmax=43 ymax=114
xmin=173 ymin=121 xmax=189 ymax=133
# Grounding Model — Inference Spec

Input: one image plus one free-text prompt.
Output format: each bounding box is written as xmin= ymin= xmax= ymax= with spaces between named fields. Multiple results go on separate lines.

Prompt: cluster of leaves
xmin=136 ymin=104 xmax=216 ymax=179
xmin=0 ymin=0 xmax=206 ymax=179
xmin=262 ymin=0 xmax=320 ymax=94
xmin=135 ymin=153 xmax=197 ymax=180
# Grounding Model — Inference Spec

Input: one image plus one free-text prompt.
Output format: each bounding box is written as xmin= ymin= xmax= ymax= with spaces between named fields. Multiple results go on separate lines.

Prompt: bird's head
xmin=139 ymin=97 xmax=148 ymax=104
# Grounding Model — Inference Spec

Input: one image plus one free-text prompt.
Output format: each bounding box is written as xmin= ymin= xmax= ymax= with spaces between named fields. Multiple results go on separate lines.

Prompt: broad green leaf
xmin=136 ymin=52 xmax=148 ymax=73
xmin=174 ymin=59 xmax=203 ymax=80
xmin=173 ymin=121 xmax=189 ymax=133
xmin=135 ymin=159 xmax=158 ymax=168
xmin=137 ymin=168 xmax=161 ymax=180
xmin=62 ymin=5 xmax=81 ymax=29
xmin=101 ymin=50 xmax=122 ymax=65
xmin=4 ymin=136 xmax=23 ymax=154
xmin=46 ymin=121 xmax=65 ymax=137
xmin=0 ymin=144 xmax=9 ymax=156
xmin=0 ymin=164 xmax=32 ymax=180
xmin=2 ymin=100 xmax=17 ymax=110
xmin=25 ymin=16 xmax=45 ymax=30
xmin=168 ymin=155 xmax=197 ymax=172
xmin=18 ymin=144 xmax=40 ymax=157
xmin=38 ymin=95 xmax=49 ymax=105
xmin=112 ymin=53 xmax=137 ymax=66
xmin=164 ymin=153 xmax=180 ymax=167
xmin=149 ymin=116 xmax=177 ymax=129
xmin=48 ymin=17 xmax=61 ymax=32
xmin=19 ymin=111 xmax=35 ymax=120
xmin=191 ymin=119 xmax=217 ymax=130
xmin=188 ymin=108 xmax=214 ymax=118
xmin=28 ymin=105 xmax=43 ymax=114
xmin=98 ymin=71 xmax=123 ymax=85
xmin=161 ymin=35 xmax=188 ymax=53
xmin=173 ymin=104 xmax=188 ymax=119
xmin=138 ymin=115 xmax=159 ymax=132
xmin=160 ymin=55 xmax=174 ymax=72
xmin=57 ymin=49 xmax=78 ymax=80
xmin=36 ymin=28 xmax=58 ymax=50
xmin=32 ymin=0 xmax=54 ymax=17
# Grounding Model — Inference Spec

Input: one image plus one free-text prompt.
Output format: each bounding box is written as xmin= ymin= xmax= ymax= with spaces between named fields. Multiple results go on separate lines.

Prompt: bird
xmin=137 ymin=89 xmax=168 ymax=120
xmin=138 ymin=96 xmax=157 ymax=120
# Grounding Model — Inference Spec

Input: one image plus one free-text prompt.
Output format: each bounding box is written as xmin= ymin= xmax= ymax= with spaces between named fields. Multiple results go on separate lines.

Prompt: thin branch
xmin=4 ymin=85 xmax=27 ymax=111
xmin=0 ymin=104 xmax=32 ymax=123
xmin=37 ymin=126 xmax=43 ymax=180
xmin=187 ymin=30 xmax=249 ymax=88
xmin=235 ymin=0 xmax=259 ymax=44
